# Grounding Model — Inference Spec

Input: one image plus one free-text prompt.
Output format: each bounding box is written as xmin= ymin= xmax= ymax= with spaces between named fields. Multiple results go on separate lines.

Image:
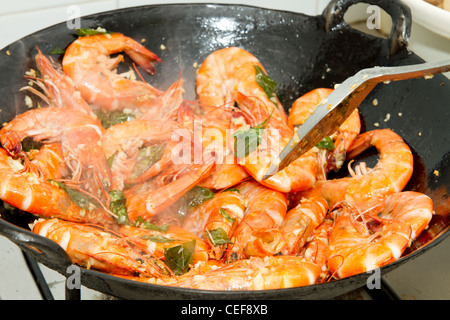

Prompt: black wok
xmin=0 ymin=0 xmax=449 ymax=300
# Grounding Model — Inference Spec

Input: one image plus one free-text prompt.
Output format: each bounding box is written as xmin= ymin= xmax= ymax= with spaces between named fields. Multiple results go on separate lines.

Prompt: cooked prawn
xmin=119 ymin=224 xmax=210 ymax=263
xmin=120 ymin=256 xmax=321 ymax=290
xmin=280 ymin=196 xmax=328 ymax=255
xmin=0 ymin=107 xmax=112 ymax=200
xmin=196 ymin=47 xmax=287 ymax=190
xmin=102 ymin=119 xmax=176 ymax=190
xmin=288 ymin=88 xmax=361 ymax=179
xmin=300 ymin=218 xmax=334 ymax=282
xmin=296 ymin=129 xmax=414 ymax=213
xmin=197 ymin=46 xmax=290 ymax=140
xmin=33 ymin=218 xmax=168 ymax=277
xmin=62 ymin=32 xmax=162 ymax=112
xmin=139 ymin=78 xmax=186 ymax=121
xmin=225 ymin=180 xmax=288 ymax=261
xmin=0 ymin=149 xmax=113 ymax=225
xmin=29 ymin=143 xmax=69 ymax=181
xmin=102 ymin=119 xmax=176 ymax=159
xmin=125 ymin=141 xmax=176 ymax=185
xmin=197 ymin=46 xmax=318 ymax=193
xmin=376 ymin=191 xmax=434 ymax=241
xmin=0 ymin=129 xmax=68 ymax=181
xmin=196 ymin=115 xmax=249 ymax=190
xmin=33 ymin=48 xmax=96 ymax=118
xmin=125 ymin=161 xmax=215 ymax=222
xmin=182 ymin=190 xmax=246 ymax=259
xmin=327 ymin=202 xmax=412 ymax=279
xmin=1 ymin=39 xmax=438 ymax=292
xmin=233 ymin=92 xmax=318 ymax=193
xmin=197 ymin=163 xmax=250 ymax=190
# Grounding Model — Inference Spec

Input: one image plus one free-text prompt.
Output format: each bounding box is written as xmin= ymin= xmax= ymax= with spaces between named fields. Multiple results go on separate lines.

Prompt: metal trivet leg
xmin=65 ymin=281 xmax=81 ymax=300
xmin=364 ymin=278 xmax=401 ymax=300
xmin=21 ymin=250 xmax=54 ymax=300
xmin=22 ymin=250 xmax=81 ymax=300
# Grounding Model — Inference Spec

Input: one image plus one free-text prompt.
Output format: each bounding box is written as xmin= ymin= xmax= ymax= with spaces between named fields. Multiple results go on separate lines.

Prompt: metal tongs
xmin=262 ymin=59 xmax=450 ymax=180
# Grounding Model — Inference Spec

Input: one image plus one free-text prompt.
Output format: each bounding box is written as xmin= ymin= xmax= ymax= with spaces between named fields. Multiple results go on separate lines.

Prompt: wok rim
xmin=0 ymin=2 xmax=316 ymax=51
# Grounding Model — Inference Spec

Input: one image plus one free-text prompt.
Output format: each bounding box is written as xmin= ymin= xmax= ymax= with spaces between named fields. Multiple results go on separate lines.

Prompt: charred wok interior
xmin=0 ymin=1 xmax=449 ymax=299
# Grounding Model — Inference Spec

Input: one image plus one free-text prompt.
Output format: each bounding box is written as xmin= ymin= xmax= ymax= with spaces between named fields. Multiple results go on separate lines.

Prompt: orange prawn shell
xmin=380 ymin=191 xmax=434 ymax=240
xmin=327 ymin=218 xmax=412 ymax=279
xmin=288 ymin=88 xmax=334 ymax=127
xmin=126 ymin=256 xmax=321 ymax=290
xmin=0 ymin=150 xmax=112 ymax=225
xmin=62 ymin=33 xmax=162 ymax=111
xmin=119 ymin=224 xmax=210 ymax=263
xmin=182 ymin=190 xmax=245 ymax=239
xmin=33 ymin=218 xmax=165 ymax=277
xmin=280 ymin=196 xmax=328 ymax=255
xmin=225 ymin=181 xmax=288 ymax=260
xmin=296 ymin=129 xmax=414 ymax=212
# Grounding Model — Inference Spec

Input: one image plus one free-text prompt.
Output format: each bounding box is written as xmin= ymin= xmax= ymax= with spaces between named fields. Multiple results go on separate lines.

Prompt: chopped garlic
xmin=95 ymin=27 xmax=107 ymax=33
xmin=232 ymin=116 xmax=246 ymax=127
xmin=25 ymin=95 xmax=33 ymax=108
xmin=25 ymin=69 xmax=37 ymax=77
xmin=119 ymin=67 xmax=136 ymax=81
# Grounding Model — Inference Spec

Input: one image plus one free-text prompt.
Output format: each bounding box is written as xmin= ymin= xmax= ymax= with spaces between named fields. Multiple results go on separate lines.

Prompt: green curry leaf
xmin=184 ymin=186 xmax=215 ymax=207
xmin=205 ymin=228 xmax=233 ymax=246
xmin=164 ymin=240 xmax=196 ymax=275
xmin=49 ymin=47 xmax=65 ymax=55
xmin=77 ymin=27 xmax=110 ymax=37
xmin=95 ymin=110 xmax=135 ymax=130
xmin=232 ymin=117 xmax=270 ymax=158
xmin=219 ymin=208 xmax=236 ymax=223
xmin=50 ymin=180 xmax=98 ymax=210
xmin=140 ymin=235 xmax=177 ymax=243
xmin=133 ymin=216 xmax=170 ymax=232
xmin=108 ymin=190 xmax=129 ymax=225
xmin=129 ymin=143 xmax=166 ymax=180
xmin=254 ymin=64 xmax=278 ymax=107
xmin=316 ymin=136 xmax=335 ymax=150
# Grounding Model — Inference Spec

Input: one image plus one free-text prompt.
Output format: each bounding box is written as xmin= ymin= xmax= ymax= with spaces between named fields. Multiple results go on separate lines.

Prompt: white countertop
xmin=0 ymin=1 xmax=449 ymax=300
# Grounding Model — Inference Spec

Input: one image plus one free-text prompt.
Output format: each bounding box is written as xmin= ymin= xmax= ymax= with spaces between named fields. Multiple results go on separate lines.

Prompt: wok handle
xmin=323 ymin=0 xmax=411 ymax=57
xmin=0 ymin=218 xmax=73 ymax=274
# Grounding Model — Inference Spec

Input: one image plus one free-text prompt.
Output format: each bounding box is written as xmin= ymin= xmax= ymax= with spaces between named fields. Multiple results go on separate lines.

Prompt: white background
xmin=0 ymin=0 xmax=449 ymax=300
